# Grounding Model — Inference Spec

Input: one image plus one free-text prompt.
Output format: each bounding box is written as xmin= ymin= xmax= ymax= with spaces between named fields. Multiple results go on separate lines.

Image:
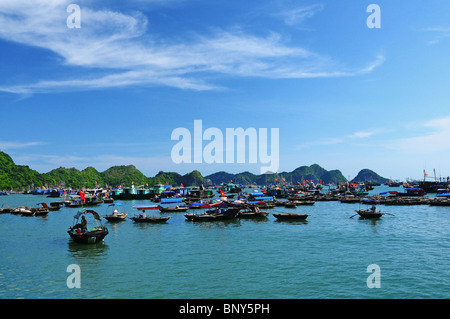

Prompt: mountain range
xmin=0 ymin=151 xmax=388 ymax=190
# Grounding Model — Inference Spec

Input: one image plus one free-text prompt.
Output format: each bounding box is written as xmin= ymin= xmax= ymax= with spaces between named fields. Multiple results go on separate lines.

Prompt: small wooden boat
xmin=130 ymin=204 xmax=170 ymax=223
xmin=48 ymin=201 xmax=64 ymax=211
xmin=104 ymin=203 xmax=128 ymax=221
xmin=0 ymin=207 xmax=12 ymax=214
xmin=237 ymin=206 xmax=269 ymax=218
xmin=68 ymin=210 xmax=108 ymax=244
xmin=184 ymin=208 xmax=240 ymax=221
xmin=293 ymin=200 xmax=316 ymax=205
xmin=12 ymin=206 xmax=32 ymax=215
xmin=273 ymin=213 xmax=310 ymax=220
xmin=283 ymin=202 xmax=297 ymax=208
xmin=237 ymin=210 xmax=269 ymax=218
xmin=159 ymin=205 xmax=189 ymax=212
xmin=30 ymin=206 xmax=50 ymax=216
xmin=354 ymin=209 xmax=384 ymax=219
xmin=339 ymin=197 xmax=360 ymax=203
xmin=130 ymin=216 xmax=171 ymax=223
xmin=352 ymin=206 xmax=393 ymax=219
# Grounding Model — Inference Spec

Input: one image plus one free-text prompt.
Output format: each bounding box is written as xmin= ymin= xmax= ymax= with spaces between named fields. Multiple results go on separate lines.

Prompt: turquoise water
xmin=0 ymin=186 xmax=449 ymax=299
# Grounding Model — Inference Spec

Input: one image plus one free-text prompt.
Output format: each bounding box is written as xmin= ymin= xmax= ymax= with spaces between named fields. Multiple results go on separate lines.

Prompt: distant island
xmin=0 ymin=151 xmax=388 ymax=190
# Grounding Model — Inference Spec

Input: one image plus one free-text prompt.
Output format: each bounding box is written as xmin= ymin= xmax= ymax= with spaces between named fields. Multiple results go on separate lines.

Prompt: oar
xmin=349 ymin=213 xmax=359 ymax=218
xmin=382 ymin=212 xmax=395 ymax=216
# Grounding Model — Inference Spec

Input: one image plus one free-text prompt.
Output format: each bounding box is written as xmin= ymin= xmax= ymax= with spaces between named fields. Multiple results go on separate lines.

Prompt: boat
xmin=48 ymin=201 xmax=64 ymax=211
xmin=292 ymin=200 xmax=316 ymax=205
xmin=272 ymin=213 xmax=310 ymax=220
xmin=130 ymin=204 xmax=171 ymax=223
xmin=30 ymin=206 xmax=50 ymax=216
xmin=67 ymin=209 xmax=109 ymax=244
xmin=352 ymin=206 xmax=393 ymax=219
xmin=236 ymin=206 xmax=269 ymax=219
xmin=104 ymin=203 xmax=128 ymax=221
xmin=339 ymin=197 xmax=361 ymax=203
xmin=184 ymin=207 xmax=240 ymax=221
xmin=159 ymin=205 xmax=189 ymax=212
xmin=0 ymin=207 xmax=12 ymax=214
xmin=103 ymin=197 xmax=114 ymax=203
xmin=38 ymin=202 xmax=60 ymax=212
xmin=130 ymin=216 xmax=171 ymax=223
xmin=12 ymin=206 xmax=32 ymax=215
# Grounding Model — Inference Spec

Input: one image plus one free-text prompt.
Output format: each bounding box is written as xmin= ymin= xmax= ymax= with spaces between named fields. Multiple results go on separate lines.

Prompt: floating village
xmin=1 ymin=176 xmax=450 ymax=244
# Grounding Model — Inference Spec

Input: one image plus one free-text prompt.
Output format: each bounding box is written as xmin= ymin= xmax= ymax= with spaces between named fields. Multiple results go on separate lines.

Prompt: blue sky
xmin=1 ymin=0 xmax=450 ymax=181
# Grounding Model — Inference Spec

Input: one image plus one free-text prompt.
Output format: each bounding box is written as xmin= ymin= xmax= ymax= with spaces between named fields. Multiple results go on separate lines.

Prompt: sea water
xmin=0 ymin=186 xmax=448 ymax=299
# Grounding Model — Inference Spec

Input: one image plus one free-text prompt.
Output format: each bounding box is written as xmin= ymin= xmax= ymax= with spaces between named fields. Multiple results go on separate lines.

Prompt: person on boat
xmin=112 ymin=209 xmax=119 ymax=216
xmin=73 ymin=216 xmax=87 ymax=231
xmin=140 ymin=210 xmax=147 ymax=219
xmin=254 ymin=206 xmax=260 ymax=213
xmin=370 ymin=205 xmax=376 ymax=213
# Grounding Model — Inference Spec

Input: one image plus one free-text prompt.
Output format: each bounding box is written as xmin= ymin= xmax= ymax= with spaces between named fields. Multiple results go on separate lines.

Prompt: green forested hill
xmin=1 ymin=151 xmax=384 ymax=190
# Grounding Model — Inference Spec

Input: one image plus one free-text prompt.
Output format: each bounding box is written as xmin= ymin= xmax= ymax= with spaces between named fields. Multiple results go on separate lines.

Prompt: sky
xmin=1 ymin=0 xmax=450 ymax=181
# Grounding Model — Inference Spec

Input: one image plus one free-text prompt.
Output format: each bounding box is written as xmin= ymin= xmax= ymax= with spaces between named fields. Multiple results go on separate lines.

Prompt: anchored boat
xmin=67 ymin=209 xmax=109 ymax=244
xmin=272 ymin=213 xmax=310 ymax=220
xmin=130 ymin=204 xmax=171 ymax=223
xmin=104 ymin=203 xmax=128 ymax=221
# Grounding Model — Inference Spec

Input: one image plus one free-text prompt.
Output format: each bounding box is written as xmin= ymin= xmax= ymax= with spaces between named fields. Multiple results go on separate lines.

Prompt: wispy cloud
xmin=297 ymin=128 xmax=385 ymax=150
xmin=0 ymin=0 xmax=384 ymax=94
xmin=422 ymin=26 xmax=450 ymax=44
xmin=277 ymin=4 xmax=324 ymax=26
xmin=0 ymin=140 xmax=43 ymax=150
xmin=387 ymin=117 xmax=450 ymax=154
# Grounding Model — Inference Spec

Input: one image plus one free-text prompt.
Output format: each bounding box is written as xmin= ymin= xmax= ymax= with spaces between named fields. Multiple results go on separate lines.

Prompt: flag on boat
xmin=79 ymin=190 xmax=86 ymax=202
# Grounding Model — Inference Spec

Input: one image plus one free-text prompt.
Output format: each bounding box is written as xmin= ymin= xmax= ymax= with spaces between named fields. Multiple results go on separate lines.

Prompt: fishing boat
xmin=272 ymin=213 xmax=310 ymax=220
xmin=30 ymin=205 xmax=50 ymax=216
xmin=354 ymin=209 xmax=383 ymax=219
xmin=67 ymin=209 xmax=109 ymax=244
xmin=236 ymin=206 xmax=269 ymax=219
xmin=184 ymin=207 xmax=240 ymax=221
xmin=130 ymin=204 xmax=171 ymax=223
xmin=283 ymin=202 xmax=297 ymax=208
xmin=159 ymin=205 xmax=189 ymax=212
xmin=352 ymin=206 xmax=392 ymax=219
xmin=0 ymin=207 xmax=12 ymax=214
xmin=339 ymin=197 xmax=361 ymax=203
xmin=104 ymin=203 xmax=128 ymax=221
xmin=290 ymin=200 xmax=316 ymax=206
xmin=48 ymin=201 xmax=64 ymax=211
xmin=12 ymin=206 xmax=32 ymax=215
xmin=130 ymin=215 xmax=171 ymax=223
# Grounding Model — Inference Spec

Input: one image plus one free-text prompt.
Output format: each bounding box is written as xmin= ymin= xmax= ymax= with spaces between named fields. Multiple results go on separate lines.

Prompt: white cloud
xmin=277 ymin=4 xmax=324 ymax=26
xmin=0 ymin=140 xmax=43 ymax=150
xmin=387 ymin=117 xmax=450 ymax=154
xmin=0 ymin=1 xmax=385 ymax=94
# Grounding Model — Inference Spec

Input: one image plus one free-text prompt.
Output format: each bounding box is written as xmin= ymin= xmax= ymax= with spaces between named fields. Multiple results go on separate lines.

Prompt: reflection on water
xmin=67 ymin=240 xmax=109 ymax=257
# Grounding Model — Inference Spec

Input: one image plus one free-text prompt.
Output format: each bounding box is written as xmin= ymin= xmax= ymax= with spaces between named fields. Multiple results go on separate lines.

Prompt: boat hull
xmin=68 ymin=228 xmax=109 ymax=244
xmin=105 ymin=213 xmax=128 ymax=221
xmin=273 ymin=213 xmax=309 ymax=220
xmin=130 ymin=216 xmax=171 ymax=223
xmin=355 ymin=209 xmax=383 ymax=219
xmin=184 ymin=208 xmax=239 ymax=221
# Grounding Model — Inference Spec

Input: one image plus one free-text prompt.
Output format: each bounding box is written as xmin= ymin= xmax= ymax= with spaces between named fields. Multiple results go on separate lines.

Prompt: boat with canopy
xmin=68 ymin=209 xmax=109 ymax=244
